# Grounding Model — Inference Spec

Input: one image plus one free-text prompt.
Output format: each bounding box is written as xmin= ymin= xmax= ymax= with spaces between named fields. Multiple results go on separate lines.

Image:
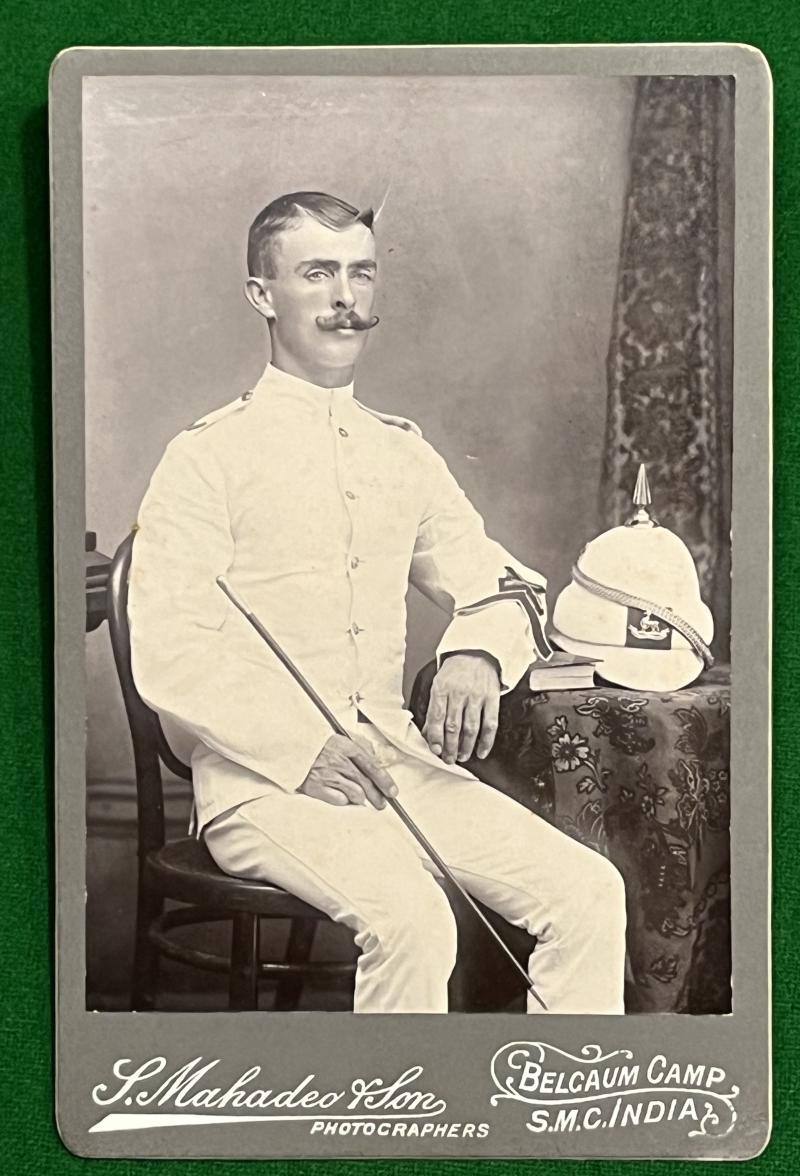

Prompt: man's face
xmin=259 ymin=215 xmax=378 ymax=377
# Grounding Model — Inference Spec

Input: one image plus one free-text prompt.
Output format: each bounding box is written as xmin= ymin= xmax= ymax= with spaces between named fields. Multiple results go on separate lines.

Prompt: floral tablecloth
xmin=410 ymin=664 xmax=731 ymax=1014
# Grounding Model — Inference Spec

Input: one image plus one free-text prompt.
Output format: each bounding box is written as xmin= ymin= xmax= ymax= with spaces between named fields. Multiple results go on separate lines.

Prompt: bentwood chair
xmin=106 ymin=532 xmax=357 ymax=1011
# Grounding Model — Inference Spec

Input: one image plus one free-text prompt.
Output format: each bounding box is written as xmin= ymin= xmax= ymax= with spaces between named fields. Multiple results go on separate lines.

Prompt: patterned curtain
xmin=601 ymin=77 xmax=733 ymax=659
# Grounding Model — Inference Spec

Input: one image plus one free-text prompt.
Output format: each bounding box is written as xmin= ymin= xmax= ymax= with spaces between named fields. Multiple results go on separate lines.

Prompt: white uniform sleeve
xmin=409 ymin=441 xmax=552 ymax=692
xmin=127 ymin=436 xmax=332 ymax=792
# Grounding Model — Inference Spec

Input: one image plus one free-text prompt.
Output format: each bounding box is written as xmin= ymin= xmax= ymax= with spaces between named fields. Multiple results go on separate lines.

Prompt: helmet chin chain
xmin=570 ymin=562 xmax=714 ymax=669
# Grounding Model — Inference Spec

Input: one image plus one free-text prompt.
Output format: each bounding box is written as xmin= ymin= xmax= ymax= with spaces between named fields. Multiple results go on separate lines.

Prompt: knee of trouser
xmin=542 ymin=847 xmax=626 ymax=939
xmin=367 ymin=883 xmax=458 ymax=975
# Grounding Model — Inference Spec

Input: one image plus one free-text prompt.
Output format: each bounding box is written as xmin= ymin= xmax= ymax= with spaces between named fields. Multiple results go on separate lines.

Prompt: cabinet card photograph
xmin=52 ymin=44 xmax=771 ymax=1160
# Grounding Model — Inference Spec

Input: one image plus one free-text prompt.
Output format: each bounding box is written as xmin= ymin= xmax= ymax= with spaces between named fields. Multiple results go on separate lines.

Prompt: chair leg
xmin=131 ymin=883 xmax=163 ymax=1011
xmin=274 ymin=918 xmax=317 ymax=1011
xmin=229 ymin=912 xmax=260 ymax=1010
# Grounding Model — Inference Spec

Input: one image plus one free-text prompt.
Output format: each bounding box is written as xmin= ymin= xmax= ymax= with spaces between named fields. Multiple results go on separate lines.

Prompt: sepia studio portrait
xmin=83 ymin=73 xmax=734 ymax=1017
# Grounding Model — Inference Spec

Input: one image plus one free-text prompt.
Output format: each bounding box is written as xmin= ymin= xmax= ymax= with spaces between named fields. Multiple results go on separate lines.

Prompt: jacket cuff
xmin=436 ymin=600 xmax=534 ymax=692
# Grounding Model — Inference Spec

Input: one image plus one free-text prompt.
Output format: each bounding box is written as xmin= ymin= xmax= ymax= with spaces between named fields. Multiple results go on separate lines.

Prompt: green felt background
xmin=0 ymin=2 xmax=793 ymax=1171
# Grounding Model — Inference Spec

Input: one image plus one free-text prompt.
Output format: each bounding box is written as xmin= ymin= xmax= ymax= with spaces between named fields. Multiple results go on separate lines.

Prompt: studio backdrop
xmin=82 ymin=72 xmax=732 ymax=1011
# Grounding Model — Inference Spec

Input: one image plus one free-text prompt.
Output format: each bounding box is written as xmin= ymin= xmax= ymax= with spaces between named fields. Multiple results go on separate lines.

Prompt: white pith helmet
xmin=551 ymin=465 xmax=714 ymax=691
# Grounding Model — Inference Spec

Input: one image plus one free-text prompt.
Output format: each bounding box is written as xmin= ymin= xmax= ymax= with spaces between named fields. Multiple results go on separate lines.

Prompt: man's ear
xmin=244 ymin=276 xmax=276 ymax=321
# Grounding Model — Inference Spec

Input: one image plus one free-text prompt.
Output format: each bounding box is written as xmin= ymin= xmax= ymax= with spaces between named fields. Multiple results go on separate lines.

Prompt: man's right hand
xmin=298 ymin=733 xmax=399 ymax=809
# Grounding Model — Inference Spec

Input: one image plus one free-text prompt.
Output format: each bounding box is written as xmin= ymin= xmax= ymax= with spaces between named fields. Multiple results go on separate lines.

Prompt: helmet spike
xmin=626 ymin=463 xmax=658 ymax=527
xmin=633 ymin=462 xmax=651 ymax=507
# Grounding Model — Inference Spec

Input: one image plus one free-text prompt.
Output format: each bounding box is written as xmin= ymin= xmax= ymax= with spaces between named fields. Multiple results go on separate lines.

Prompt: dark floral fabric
xmin=600 ymin=77 xmax=731 ymax=594
xmin=410 ymin=663 xmax=731 ymax=1014
xmin=600 ymin=76 xmax=733 ymax=661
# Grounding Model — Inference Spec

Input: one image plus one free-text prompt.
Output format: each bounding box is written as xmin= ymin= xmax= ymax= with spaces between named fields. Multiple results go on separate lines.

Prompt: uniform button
xmin=349 ymin=623 xmax=362 ymax=636
xmin=345 ymin=490 xmax=356 ymax=500
xmin=350 ymin=556 xmax=360 ymax=569
xmin=349 ymin=691 xmax=364 ymax=705
xmin=338 ymin=426 xmax=349 ymax=438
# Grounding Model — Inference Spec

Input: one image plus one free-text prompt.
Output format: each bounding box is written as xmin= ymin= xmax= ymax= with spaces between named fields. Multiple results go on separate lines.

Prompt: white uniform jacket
xmin=128 ymin=364 xmax=552 ymax=833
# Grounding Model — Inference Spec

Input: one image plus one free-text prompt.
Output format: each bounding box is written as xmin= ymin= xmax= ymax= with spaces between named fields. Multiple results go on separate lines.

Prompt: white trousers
xmin=204 ymin=723 xmax=627 ymax=1014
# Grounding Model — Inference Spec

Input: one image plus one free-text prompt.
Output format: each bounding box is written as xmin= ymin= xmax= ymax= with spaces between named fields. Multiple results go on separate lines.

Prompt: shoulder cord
xmin=571 ymin=563 xmax=714 ymax=669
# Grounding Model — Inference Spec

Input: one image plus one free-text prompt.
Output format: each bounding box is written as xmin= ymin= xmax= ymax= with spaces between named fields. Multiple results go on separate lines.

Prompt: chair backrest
xmin=106 ymin=531 xmax=192 ymax=857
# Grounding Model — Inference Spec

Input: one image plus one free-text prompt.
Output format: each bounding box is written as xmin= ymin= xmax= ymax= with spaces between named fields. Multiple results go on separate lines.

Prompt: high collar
xmin=251 ymin=363 xmax=355 ymax=411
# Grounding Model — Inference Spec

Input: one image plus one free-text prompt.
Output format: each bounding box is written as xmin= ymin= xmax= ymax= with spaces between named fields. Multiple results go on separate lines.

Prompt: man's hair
xmin=247 ymin=191 xmax=375 ymax=279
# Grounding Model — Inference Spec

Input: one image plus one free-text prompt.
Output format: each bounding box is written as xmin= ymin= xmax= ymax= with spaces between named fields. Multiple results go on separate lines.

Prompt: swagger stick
xmin=217 ymin=575 xmax=547 ymax=1010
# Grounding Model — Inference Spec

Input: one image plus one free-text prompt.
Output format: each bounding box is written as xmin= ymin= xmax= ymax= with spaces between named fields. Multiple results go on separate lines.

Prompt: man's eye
xmin=353 ymin=270 xmax=375 ymax=282
xmin=305 ymin=270 xmax=328 ymax=281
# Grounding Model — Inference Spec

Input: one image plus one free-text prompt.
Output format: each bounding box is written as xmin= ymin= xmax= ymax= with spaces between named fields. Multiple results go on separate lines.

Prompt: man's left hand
xmin=423 ymin=651 xmax=501 ymax=765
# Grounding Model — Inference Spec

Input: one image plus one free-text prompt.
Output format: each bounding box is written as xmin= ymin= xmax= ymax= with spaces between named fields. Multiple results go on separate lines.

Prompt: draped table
xmin=410 ymin=663 xmax=731 ymax=1014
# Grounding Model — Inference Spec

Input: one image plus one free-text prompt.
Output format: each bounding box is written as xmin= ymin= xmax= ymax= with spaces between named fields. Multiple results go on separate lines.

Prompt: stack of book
xmin=527 ymin=650 xmax=599 ymax=691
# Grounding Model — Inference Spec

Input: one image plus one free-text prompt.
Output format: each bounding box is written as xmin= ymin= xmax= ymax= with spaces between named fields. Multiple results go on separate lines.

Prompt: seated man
xmin=127 ymin=190 xmax=626 ymax=1014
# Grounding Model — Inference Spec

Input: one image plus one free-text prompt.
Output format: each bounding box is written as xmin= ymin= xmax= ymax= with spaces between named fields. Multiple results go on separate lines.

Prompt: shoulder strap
xmin=353 ymin=400 xmax=423 ymax=436
xmin=184 ymin=390 xmax=254 ymax=434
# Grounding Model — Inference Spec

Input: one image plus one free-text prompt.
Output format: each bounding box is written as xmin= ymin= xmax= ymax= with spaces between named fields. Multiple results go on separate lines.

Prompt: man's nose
xmin=332 ymin=274 xmax=356 ymax=311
